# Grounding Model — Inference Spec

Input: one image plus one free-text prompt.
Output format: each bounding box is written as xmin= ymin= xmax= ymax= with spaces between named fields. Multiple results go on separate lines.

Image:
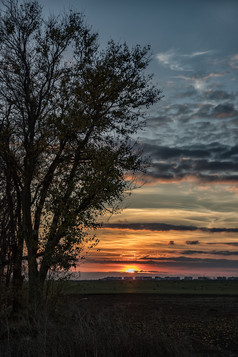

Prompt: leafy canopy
xmin=0 ymin=0 xmax=160 ymax=282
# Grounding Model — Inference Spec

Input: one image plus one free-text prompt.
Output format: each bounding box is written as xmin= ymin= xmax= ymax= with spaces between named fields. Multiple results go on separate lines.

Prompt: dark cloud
xmin=207 ymin=242 xmax=238 ymax=247
xmin=141 ymin=140 xmax=238 ymax=184
xmin=143 ymin=143 xmax=210 ymax=160
xmin=87 ymin=256 xmax=238 ymax=269
xmin=142 ymin=93 xmax=238 ymax=189
xmin=212 ymin=103 xmax=238 ymax=119
xmin=190 ymin=159 xmax=238 ymax=171
xmin=147 ymin=115 xmax=173 ymax=128
xmin=181 ymin=250 xmax=205 ymax=254
xmin=181 ymin=250 xmax=238 ymax=256
xmin=170 ymin=104 xmax=193 ymax=115
xmin=174 ymin=86 xmax=198 ymax=99
xmin=104 ymin=222 xmax=238 ymax=233
xmin=194 ymin=104 xmax=214 ymax=119
xmin=139 ymin=256 xmax=238 ymax=269
xmin=147 ymin=168 xmax=238 ymax=184
xmin=188 ymin=102 xmax=238 ymax=120
xmin=105 ymin=222 xmax=198 ymax=231
xmin=186 ymin=241 xmax=200 ymax=245
xmin=143 ymin=142 xmax=238 ymax=162
xmin=220 ymin=145 xmax=238 ymax=159
xmin=203 ymin=90 xmax=235 ymax=101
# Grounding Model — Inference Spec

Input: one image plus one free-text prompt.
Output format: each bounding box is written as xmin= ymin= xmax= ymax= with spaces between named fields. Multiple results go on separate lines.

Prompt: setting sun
xmin=124 ymin=266 xmax=138 ymax=274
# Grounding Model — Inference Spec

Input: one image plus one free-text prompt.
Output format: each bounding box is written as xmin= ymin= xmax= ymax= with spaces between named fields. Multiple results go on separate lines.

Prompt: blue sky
xmin=40 ymin=0 xmax=238 ymax=277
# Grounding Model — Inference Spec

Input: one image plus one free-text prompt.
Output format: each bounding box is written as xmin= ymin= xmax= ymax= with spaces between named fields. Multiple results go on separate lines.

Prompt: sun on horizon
xmin=124 ymin=266 xmax=138 ymax=274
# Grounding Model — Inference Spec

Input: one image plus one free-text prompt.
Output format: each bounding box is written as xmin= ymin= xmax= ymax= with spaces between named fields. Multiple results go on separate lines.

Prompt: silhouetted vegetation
xmin=0 ymin=0 xmax=160 ymax=308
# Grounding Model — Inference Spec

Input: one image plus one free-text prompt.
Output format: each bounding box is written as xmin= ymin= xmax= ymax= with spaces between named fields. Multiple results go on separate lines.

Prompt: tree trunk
xmin=28 ymin=251 xmax=40 ymax=308
xmin=11 ymin=235 xmax=24 ymax=312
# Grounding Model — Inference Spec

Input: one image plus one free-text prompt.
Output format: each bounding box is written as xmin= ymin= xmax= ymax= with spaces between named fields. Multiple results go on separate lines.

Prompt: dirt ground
xmin=71 ymin=294 xmax=238 ymax=356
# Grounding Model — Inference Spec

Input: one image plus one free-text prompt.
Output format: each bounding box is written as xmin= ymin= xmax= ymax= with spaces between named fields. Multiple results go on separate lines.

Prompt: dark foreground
xmin=1 ymin=291 xmax=238 ymax=357
xmin=66 ymin=293 xmax=238 ymax=356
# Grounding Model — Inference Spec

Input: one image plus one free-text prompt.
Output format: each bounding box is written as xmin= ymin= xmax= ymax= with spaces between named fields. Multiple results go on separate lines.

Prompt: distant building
xmin=100 ymin=276 xmax=122 ymax=281
xmin=217 ymin=276 xmax=226 ymax=280
xmin=197 ymin=277 xmax=210 ymax=280
xmin=184 ymin=277 xmax=193 ymax=281
xmin=164 ymin=276 xmax=180 ymax=281
xmin=124 ymin=276 xmax=133 ymax=281
xmin=141 ymin=276 xmax=153 ymax=280
xmin=227 ymin=276 xmax=238 ymax=280
xmin=154 ymin=276 xmax=163 ymax=280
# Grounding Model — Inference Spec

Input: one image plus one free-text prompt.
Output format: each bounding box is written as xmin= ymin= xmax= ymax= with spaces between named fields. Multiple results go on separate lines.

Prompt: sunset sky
xmin=44 ymin=0 xmax=238 ymax=278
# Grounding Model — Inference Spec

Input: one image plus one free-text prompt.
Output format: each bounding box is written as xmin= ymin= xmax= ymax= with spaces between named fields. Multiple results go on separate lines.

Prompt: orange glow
xmin=123 ymin=266 xmax=138 ymax=274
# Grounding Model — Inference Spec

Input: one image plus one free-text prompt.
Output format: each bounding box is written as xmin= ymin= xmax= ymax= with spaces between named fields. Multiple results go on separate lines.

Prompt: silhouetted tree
xmin=0 ymin=0 xmax=161 ymax=306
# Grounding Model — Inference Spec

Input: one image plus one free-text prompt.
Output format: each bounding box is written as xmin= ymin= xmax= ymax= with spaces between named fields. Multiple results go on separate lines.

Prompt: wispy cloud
xmin=175 ymin=72 xmax=226 ymax=91
xmin=156 ymin=50 xmax=185 ymax=71
xmin=189 ymin=51 xmax=212 ymax=57
xmin=229 ymin=54 xmax=238 ymax=69
xmin=156 ymin=49 xmax=212 ymax=72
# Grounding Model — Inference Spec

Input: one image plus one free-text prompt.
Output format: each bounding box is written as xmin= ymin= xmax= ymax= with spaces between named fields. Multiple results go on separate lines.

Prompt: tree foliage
xmin=0 ymin=0 xmax=160 ymax=304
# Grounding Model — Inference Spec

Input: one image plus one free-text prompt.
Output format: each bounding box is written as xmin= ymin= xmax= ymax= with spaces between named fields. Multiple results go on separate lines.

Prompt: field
xmin=62 ymin=280 xmax=238 ymax=356
xmin=1 ymin=280 xmax=238 ymax=356
xmin=65 ymin=293 xmax=238 ymax=356
xmin=66 ymin=279 xmax=238 ymax=295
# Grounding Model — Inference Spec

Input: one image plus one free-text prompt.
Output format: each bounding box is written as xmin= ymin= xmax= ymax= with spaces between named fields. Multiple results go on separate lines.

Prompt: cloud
xmin=156 ymin=50 xmax=212 ymax=72
xmin=144 ymin=163 xmax=238 ymax=186
xmin=169 ymin=240 xmax=175 ymax=245
xmin=221 ymin=146 xmax=238 ymax=159
xmin=186 ymin=241 xmax=200 ymax=245
xmin=190 ymin=51 xmax=212 ymax=57
xmin=86 ymin=256 xmax=238 ymax=269
xmin=207 ymin=242 xmax=238 ymax=247
xmin=181 ymin=250 xmax=238 ymax=256
xmin=156 ymin=50 xmax=185 ymax=71
xmin=212 ymin=103 xmax=238 ymax=119
xmin=148 ymin=52 xmax=238 ymax=190
xmin=143 ymin=143 xmax=211 ymax=160
xmin=176 ymin=73 xmax=226 ymax=82
xmin=174 ymin=87 xmax=198 ymax=99
xmin=175 ymin=72 xmax=226 ymax=91
xmin=203 ymin=90 xmax=234 ymax=101
xmin=141 ymin=139 xmax=238 ymax=185
xmin=174 ymin=87 xmax=235 ymax=102
xmin=229 ymin=54 xmax=238 ymax=69
xmin=141 ymin=173 xmax=238 ymax=186
xmin=139 ymin=256 xmax=238 ymax=269
xmin=104 ymin=222 xmax=238 ymax=233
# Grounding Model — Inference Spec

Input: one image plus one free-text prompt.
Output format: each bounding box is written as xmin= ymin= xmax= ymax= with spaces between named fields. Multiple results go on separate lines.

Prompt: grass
xmin=1 ymin=280 xmax=238 ymax=356
xmin=0 ymin=295 xmax=195 ymax=357
xmin=65 ymin=279 xmax=238 ymax=295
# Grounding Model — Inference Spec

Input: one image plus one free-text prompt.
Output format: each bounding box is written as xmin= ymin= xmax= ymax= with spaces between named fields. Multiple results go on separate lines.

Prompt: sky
xmin=42 ymin=0 xmax=238 ymax=278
